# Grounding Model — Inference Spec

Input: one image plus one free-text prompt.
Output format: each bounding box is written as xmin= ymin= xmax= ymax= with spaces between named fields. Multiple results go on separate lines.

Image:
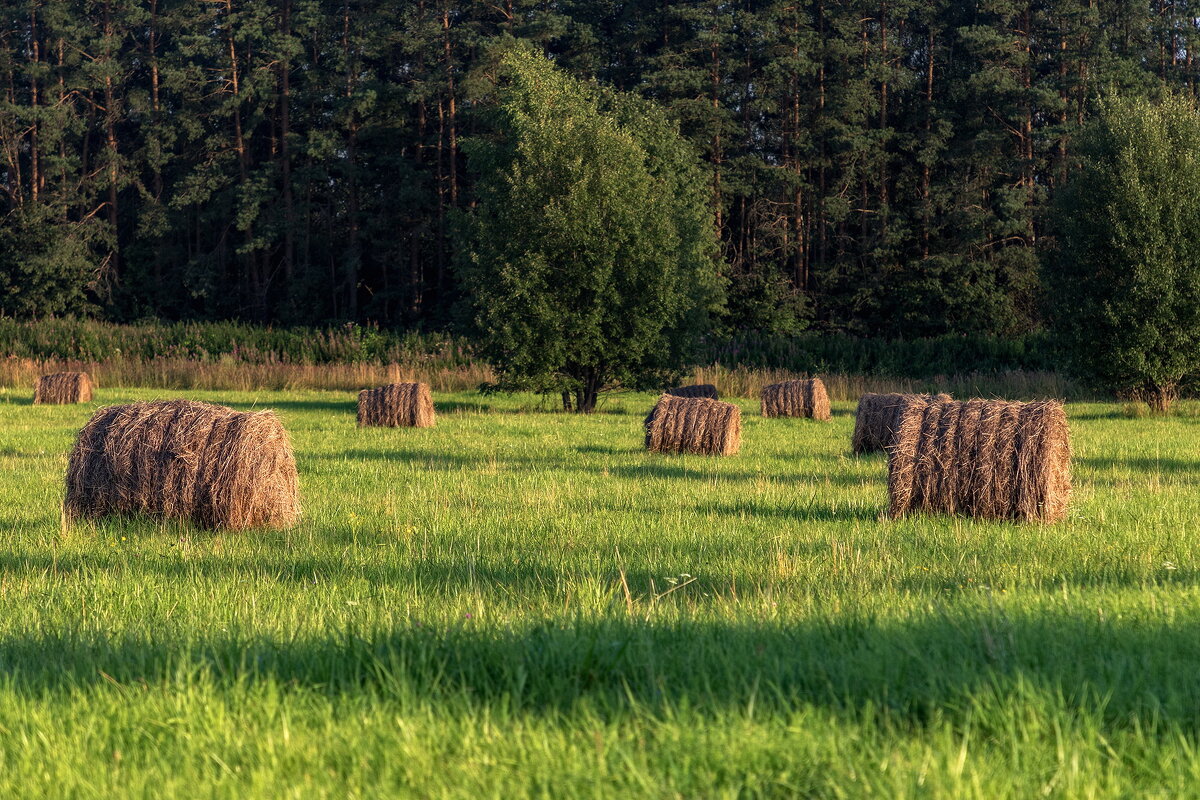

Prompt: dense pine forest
xmin=0 ymin=1 xmax=1197 ymax=336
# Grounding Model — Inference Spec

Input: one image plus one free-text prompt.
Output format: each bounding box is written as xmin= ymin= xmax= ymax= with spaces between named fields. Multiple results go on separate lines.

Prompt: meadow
xmin=1 ymin=386 xmax=1198 ymax=798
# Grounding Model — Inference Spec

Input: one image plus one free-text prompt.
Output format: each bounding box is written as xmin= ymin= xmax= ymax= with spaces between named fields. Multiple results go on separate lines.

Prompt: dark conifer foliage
xmin=0 ymin=0 xmax=1195 ymax=335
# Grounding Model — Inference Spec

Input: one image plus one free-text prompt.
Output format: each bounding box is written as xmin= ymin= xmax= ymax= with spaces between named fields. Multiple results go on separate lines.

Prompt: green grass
xmin=1 ymin=387 xmax=1198 ymax=798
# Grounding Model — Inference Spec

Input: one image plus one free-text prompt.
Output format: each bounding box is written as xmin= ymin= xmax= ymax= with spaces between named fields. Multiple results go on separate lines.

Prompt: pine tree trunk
xmin=29 ymin=3 xmax=39 ymax=205
xmin=280 ymin=0 xmax=295 ymax=284
xmin=103 ymin=0 xmax=120 ymax=284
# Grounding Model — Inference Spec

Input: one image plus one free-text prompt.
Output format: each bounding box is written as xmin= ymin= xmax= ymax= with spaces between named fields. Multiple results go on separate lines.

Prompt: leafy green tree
xmin=1047 ymin=93 xmax=1200 ymax=411
xmin=457 ymin=46 xmax=723 ymax=412
xmin=0 ymin=205 xmax=104 ymax=318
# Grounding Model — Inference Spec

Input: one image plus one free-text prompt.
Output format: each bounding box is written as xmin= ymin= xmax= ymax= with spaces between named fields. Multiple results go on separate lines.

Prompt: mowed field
xmin=1 ymin=387 xmax=1199 ymax=798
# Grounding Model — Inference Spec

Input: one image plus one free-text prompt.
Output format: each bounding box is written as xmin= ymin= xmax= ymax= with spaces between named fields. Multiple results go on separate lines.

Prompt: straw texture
xmin=644 ymin=394 xmax=741 ymax=455
xmin=760 ymin=379 xmax=831 ymax=420
xmin=64 ymin=399 xmax=299 ymax=530
xmin=357 ymin=382 xmax=436 ymax=428
xmin=887 ymin=398 xmax=1071 ymax=523
xmin=852 ymin=392 xmax=951 ymax=454
xmin=34 ymin=372 xmax=93 ymax=404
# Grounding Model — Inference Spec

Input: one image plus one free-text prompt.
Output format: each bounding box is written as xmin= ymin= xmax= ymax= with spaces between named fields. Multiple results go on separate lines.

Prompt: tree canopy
xmin=1 ymin=1 xmax=1198 ymax=339
xmin=457 ymin=46 xmax=722 ymax=412
xmin=1047 ymin=93 xmax=1200 ymax=411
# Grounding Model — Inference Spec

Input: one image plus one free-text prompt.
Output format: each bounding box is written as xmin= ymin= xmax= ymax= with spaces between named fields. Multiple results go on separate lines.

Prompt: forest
xmin=0 ymin=0 xmax=1197 ymax=336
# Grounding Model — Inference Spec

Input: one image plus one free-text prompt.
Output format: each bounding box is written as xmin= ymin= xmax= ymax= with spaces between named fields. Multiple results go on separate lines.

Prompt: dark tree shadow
xmin=434 ymin=400 xmax=494 ymax=414
xmin=1078 ymin=456 xmax=1199 ymax=475
xmin=223 ymin=399 xmax=358 ymax=414
xmin=695 ymin=501 xmax=881 ymax=523
xmin=574 ymin=445 xmax=644 ymax=457
xmin=598 ymin=463 xmax=874 ymax=487
xmin=0 ymin=606 xmax=1197 ymax=734
xmin=1067 ymin=410 xmax=1127 ymax=421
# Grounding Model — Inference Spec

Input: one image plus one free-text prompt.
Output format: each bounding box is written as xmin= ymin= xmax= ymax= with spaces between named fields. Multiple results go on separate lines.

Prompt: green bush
xmin=0 ymin=319 xmax=476 ymax=367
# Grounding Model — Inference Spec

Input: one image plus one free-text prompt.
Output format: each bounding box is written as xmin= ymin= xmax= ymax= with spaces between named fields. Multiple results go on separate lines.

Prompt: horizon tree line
xmin=1 ymin=0 xmax=1198 ymax=338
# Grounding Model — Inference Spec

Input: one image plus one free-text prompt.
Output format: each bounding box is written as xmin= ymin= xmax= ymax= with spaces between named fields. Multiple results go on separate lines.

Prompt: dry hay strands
xmin=64 ymin=399 xmax=299 ymax=530
xmin=666 ymin=383 xmax=719 ymax=400
xmin=760 ymin=378 xmax=831 ymax=421
xmin=887 ymin=398 xmax=1071 ymax=523
xmin=357 ymin=382 xmax=436 ymax=428
xmin=34 ymin=372 xmax=94 ymax=405
xmin=644 ymin=394 xmax=741 ymax=456
xmin=852 ymin=392 xmax=952 ymax=455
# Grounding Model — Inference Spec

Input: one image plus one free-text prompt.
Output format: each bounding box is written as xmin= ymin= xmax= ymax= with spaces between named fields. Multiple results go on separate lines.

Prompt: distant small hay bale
xmin=852 ymin=392 xmax=952 ymax=454
xmin=357 ymin=382 xmax=436 ymax=428
xmin=760 ymin=379 xmax=831 ymax=421
xmin=667 ymin=383 xmax=719 ymax=400
xmin=644 ymin=394 xmax=741 ymax=456
xmin=64 ymin=399 xmax=299 ymax=530
xmin=34 ymin=372 xmax=94 ymax=405
xmin=887 ymin=398 xmax=1071 ymax=523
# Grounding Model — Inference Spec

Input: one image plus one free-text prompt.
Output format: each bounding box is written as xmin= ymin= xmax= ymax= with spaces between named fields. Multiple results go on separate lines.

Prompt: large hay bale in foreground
xmin=357 ymin=382 xmax=435 ymax=428
xmin=64 ymin=399 xmax=299 ymax=530
xmin=887 ymin=399 xmax=1071 ymax=523
xmin=667 ymin=383 xmax=719 ymax=400
xmin=760 ymin=378 xmax=831 ymax=421
xmin=644 ymin=394 xmax=741 ymax=455
xmin=852 ymin=392 xmax=952 ymax=454
xmin=34 ymin=372 xmax=94 ymax=405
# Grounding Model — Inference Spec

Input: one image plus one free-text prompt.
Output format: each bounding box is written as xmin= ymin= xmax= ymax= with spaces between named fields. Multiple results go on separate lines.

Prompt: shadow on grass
xmin=695 ymin=501 xmax=881 ymax=523
xmin=599 ymin=463 xmax=875 ymax=487
xmin=574 ymin=445 xmax=645 ymax=457
xmin=1079 ymin=455 xmax=1200 ymax=475
xmin=305 ymin=448 xmax=874 ymax=487
xmin=1068 ymin=409 xmax=1128 ymax=421
xmin=222 ymin=399 xmax=358 ymax=414
xmin=1077 ymin=456 xmax=1200 ymax=487
xmin=434 ymin=400 xmax=493 ymax=415
xmin=0 ymin=605 xmax=1197 ymax=733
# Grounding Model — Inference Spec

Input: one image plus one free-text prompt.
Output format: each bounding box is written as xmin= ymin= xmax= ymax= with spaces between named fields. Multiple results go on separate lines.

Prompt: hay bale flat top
xmin=887 ymin=398 xmax=1071 ymax=523
xmin=358 ymin=382 xmax=436 ymax=428
xmin=645 ymin=394 xmax=741 ymax=456
xmin=64 ymin=398 xmax=299 ymax=530
xmin=852 ymin=392 xmax=952 ymax=454
xmin=760 ymin=378 xmax=831 ymax=421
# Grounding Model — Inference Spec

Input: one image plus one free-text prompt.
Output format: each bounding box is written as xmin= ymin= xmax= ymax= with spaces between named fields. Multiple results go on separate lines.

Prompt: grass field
xmin=1 ymin=387 xmax=1198 ymax=798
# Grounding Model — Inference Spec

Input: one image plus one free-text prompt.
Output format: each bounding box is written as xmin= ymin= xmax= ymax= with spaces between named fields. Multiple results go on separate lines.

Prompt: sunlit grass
xmin=0 ymin=388 xmax=1198 ymax=797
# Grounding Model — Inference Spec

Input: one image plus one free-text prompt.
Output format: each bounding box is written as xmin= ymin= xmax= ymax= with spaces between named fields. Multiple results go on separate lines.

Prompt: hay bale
xmin=887 ymin=398 xmax=1071 ymax=523
xmin=34 ymin=372 xmax=94 ymax=405
xmin=760 ymin=378 xmax=831 ymax=420
xmin=667 ymin=383 xmax=719 ymax=400
xmin=644 ymin=394 xmax=741 ymax=455
xmin=852 ymin=392 xmax=952 ymax=454
xmin=357 ymin=382 xmax=436 ymax=428
xmin=64 ymin=399 xmax=299 ymax=530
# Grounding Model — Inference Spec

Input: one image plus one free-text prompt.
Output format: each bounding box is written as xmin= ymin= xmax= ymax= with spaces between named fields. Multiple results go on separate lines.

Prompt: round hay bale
xmin=644 ymin=394 xmax=741 ymax=456
xmin=357 ymin=382 xmax=436 ymax=428
xmin=34 ymin=372 xmax=94 ymax=405
xmin=64 ymin=399 xmax=299 ymax=530
xmin=852 ymin=392 xmax=952 ymax=454
xmin=887 ymin=398 xmax=1071 ymax=523
xmin=760 ymin=378 xmax=831 ymax=421
xmin=667 ymin=383 xmax=719 ymax=400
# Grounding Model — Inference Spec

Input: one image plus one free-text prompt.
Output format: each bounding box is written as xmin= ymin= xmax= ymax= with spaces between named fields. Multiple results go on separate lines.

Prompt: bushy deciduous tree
xmin=0 ymin=206 xmax=103 ymax=318
xmin=457 ymin=46 xmax=723 ymax=412
xmin=1047 ymin=94 xmax=1200 ymax=411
